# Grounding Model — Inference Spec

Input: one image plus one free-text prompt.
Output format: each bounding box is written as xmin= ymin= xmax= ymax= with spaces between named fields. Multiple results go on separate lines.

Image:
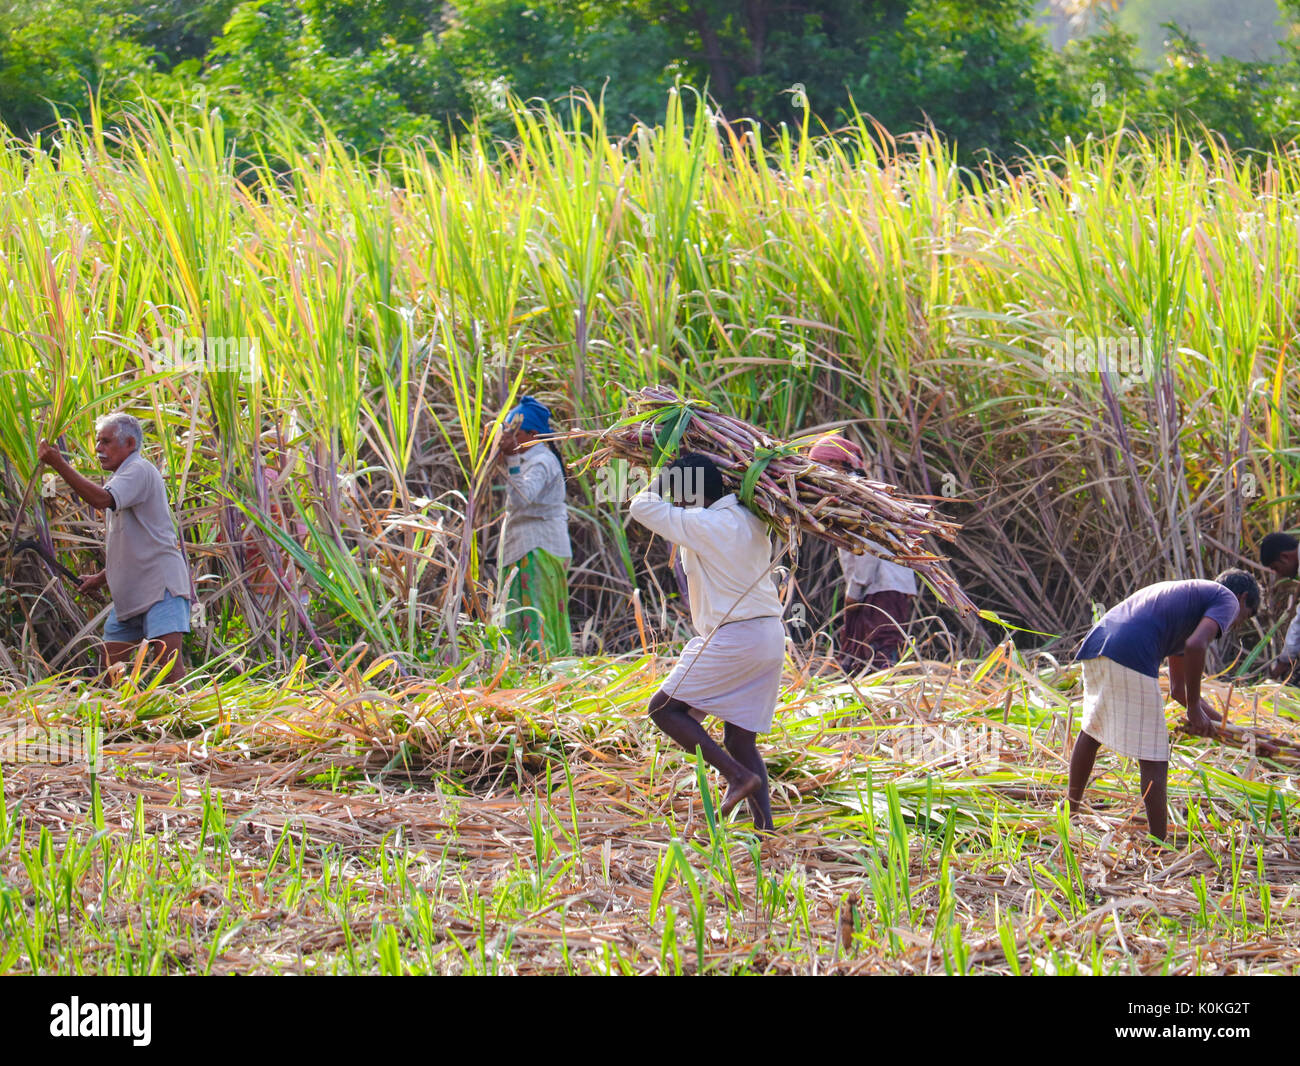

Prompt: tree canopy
xmin=3 ymin=0 xmax=1300 ymax=160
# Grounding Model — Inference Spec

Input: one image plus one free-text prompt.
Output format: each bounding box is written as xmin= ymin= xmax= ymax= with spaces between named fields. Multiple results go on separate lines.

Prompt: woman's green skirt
xmin=505 ymin=549 xmax=573 ymax=657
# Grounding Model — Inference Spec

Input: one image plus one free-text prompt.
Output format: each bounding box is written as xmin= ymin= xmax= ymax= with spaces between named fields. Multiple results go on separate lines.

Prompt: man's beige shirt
xmin=104 ymin=451 xmax=191 ymax=618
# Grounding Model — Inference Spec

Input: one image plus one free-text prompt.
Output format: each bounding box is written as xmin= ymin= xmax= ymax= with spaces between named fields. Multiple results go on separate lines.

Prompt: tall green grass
xmin=1 ymin=91 xmax=1297 ymax=673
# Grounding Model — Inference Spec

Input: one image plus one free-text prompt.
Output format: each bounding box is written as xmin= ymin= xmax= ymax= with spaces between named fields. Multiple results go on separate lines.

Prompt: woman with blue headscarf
xmin=497 ymin=395 xmax=573 ymax=656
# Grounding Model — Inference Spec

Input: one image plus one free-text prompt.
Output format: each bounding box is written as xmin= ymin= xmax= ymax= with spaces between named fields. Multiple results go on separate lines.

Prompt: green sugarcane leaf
xmin=653 ymin=405 xmax=694 ymax=467
xmin=977 ymin=608 xmax=1058 ymax=639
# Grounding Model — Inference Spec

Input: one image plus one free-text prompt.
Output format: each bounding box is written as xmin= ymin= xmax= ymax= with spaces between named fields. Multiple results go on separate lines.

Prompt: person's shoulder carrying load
xmin=584 ymin=385 xmax=977 ymax=616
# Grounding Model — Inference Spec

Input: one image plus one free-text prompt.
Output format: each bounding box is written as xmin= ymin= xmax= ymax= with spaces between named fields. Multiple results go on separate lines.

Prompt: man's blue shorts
xmin=104 ymin=591 xmax=191 ymax=643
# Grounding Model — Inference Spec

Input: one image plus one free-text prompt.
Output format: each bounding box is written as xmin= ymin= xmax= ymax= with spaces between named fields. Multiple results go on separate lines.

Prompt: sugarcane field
xmin=3 ymin=23 xmax=1300 ymax=1004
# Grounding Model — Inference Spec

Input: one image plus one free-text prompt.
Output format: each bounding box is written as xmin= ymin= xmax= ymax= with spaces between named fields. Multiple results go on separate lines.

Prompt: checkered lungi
xmin=660 ymin=616 xmax=786 ymax=733
xmin=1080 ymin=655 xmax=1169 ymax=761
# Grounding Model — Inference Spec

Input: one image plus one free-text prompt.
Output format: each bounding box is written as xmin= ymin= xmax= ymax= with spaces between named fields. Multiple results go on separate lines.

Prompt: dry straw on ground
xmin=2 ymin=650 xmax=1296 ymax=974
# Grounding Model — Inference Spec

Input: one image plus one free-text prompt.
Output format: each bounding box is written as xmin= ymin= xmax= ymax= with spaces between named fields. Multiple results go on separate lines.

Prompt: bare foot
xmin=719 ymin=772 xmax=761 ymax=818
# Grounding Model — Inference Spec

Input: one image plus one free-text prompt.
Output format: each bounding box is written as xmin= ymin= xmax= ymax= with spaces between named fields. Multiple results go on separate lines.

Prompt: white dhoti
xmin=660 ymin=615 xmax=786 ymax=733
xmin=1080 ymin=655 xmax=1169 ymax=760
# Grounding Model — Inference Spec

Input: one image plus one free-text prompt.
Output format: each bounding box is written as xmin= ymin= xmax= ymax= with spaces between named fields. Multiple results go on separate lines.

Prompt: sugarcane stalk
xmin=1175 ymin=720 xmax=1300 ymax=763
xmin=585 ymin=386 xmax=977 ymax=615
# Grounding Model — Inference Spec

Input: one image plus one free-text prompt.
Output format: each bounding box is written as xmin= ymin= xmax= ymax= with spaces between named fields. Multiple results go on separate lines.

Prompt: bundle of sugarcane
xmin=1175 ymin=719 xmax=1300 ymax=766
xmin=585 ymin=385 xmax=977 ymax=615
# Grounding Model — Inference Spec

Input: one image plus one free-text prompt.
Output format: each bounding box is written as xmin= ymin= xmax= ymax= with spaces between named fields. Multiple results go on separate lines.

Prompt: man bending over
xmin=1068 ymin=570 xmax=1259 ymax=841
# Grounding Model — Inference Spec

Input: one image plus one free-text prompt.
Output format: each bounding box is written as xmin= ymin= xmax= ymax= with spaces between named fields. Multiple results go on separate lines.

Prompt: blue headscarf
xmin=508 ymin=395 xmax=552 ymax=434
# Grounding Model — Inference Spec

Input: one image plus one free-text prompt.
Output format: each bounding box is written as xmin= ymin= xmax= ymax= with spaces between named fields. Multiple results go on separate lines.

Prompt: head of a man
xmin=1260 ymin=532 xmax=1299 ymax=579
xmin=665 ymin=453 xmax=725 ymax=508
xmin=1215 ymin=568 xmax=1261 ymax=629
xmin=94 ymin=413 xmax=142 ymax=472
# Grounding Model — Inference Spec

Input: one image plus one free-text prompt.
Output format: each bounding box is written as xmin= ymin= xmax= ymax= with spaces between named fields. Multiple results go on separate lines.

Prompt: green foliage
xmin=204 ymin=0 xmax=463 ymax=153
xmin=0 ymin=0 xmax=160 ymax=136
xmin=6 ymin=91 xmax=1300 ymax=671
xmin=9 ymin=0 xmax=1300 ymax=164
xmin=1144 ymin=23 xmax=1297 ymax=150
xmin=856 ymin=0 xmax=1071 ymax=165
xmin=112 ymin=1 xmax=242 ymax=68
xmin=1061 ymin=13 xmax=1300 ymax=152
xmin=442 ymin=0 xmax=680 ymax=130
xmin=1118 ymin=0 xmax=1288 ymax=64
xmin=628 ymin=0 xmax=909 ymax=127
xmin=1059 ymin=15 xmax=1147 ymax=129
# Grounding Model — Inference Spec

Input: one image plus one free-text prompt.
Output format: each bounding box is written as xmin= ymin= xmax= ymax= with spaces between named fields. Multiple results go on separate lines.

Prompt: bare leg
xmin=723 ymin=723 xmax=774 ymax=831
xmin=648 ymin=689 xmax=759 ymax=816
xmin=149 ymin=633 xmax=185 ymax=684
xmin=104 ymin=641 xmax=135 ymax=666
xmin=1137 ymin=759 xmax=1168 ymax=841
xmin=1067 ymin=731 xmax=1101 ymax=812
xmin=104 ymin=634 xmax=184 ymax=683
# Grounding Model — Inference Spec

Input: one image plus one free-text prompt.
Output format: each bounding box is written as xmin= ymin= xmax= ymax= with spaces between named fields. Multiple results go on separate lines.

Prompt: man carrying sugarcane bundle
xmin=809 ymin=434 xmax=917 ymax=671
xmin=497 ymin=395 xmax=574 ymax=657
xmin=629 ymin=453 xmax=786 ymax=831
xmin=36 ymin=413 xmax=193 ymax=680
xmin=1067 ymin=570 xmax=1260 ymax=841
xmin=1259 ymin=532 xmax=1300 ymax=682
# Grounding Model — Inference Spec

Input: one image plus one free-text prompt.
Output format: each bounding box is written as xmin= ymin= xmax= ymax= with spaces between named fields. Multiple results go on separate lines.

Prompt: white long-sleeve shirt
xmin=629 ymin=487 xmax=783 ymax=637
xmin=837 ymin=547 xmax=917 ymax=599
xmin=1283 ymin=602 xmax=1300 ymax=659
xmin=500 ymin=444 xmax=571 ymax=567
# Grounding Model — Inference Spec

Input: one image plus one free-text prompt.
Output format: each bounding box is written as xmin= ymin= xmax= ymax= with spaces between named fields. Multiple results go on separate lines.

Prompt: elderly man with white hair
xmin=38 ymin=413 xmax=192 ymax=678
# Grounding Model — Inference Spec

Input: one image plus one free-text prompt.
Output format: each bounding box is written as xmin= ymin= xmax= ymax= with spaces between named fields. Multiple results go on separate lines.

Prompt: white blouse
xmin=501 ymin=444 xmax=571 ymax=566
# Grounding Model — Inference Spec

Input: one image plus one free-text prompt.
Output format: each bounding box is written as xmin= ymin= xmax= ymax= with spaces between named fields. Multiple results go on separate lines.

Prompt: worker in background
xmin=1259 ymin=532 xmax=1300 ymax=682
xmin=809 ymin=434 xmax=917 ymax=672
xmin=241 ymin=434 xmax=311 ymax=618
xmin=38 ymin=413 xmax=192 ymax=681
xmin=497 ymin=395 xmax=573 ymax=657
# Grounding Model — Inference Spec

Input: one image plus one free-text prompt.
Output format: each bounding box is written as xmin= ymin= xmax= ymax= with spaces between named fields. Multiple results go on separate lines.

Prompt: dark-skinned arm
xmin=36 ymin=440 xmax=114 ymax=511
xmin=1271 ymin=604 xmax=1300 ymax=678
xmin=1174 ymin=616 xmax=1224 ymax=736
xmin=1168 ymin=653 xmax=1186 ymax=705
xmin=77 ymin=570 xmax=107 ymax=595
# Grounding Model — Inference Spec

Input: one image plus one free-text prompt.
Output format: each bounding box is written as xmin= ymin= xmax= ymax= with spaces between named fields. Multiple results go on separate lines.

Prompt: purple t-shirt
xmin=1075 ymin=580 xmax=1239 ymax=678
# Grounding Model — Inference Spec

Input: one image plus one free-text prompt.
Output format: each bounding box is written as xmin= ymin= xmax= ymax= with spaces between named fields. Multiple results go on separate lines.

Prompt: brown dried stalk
xmin=586 ymin=386 xmax=977 ymax=615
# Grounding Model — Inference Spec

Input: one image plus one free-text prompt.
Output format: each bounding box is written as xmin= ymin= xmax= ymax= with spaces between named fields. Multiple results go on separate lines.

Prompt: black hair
xmin=1214 ymin=568 xmax=1261 ymax=613
xmin=1259 ymin=532 xmax=1298 ymax=567
xmin=668 ymin=452 xmax=726 ymax=506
